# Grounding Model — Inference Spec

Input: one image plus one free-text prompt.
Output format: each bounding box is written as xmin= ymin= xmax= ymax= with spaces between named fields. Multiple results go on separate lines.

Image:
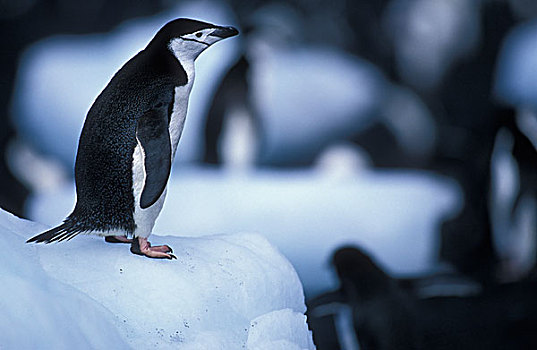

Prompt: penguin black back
xmin=69 ymin=34 xmax=191 ymax=234
xmin=27 ymin=18 xmax=239 ymax=250
xmin=29 ymin=20 xmax=210 ymax=239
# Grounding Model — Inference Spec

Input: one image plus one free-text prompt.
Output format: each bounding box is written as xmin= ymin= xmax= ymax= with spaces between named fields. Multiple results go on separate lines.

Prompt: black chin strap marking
xmin=181 ymin=37 xmax=210 ymax=46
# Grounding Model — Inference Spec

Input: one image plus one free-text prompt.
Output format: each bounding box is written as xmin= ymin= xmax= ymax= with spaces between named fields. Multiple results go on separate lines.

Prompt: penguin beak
xmin=210 ymin=26 xmax=239 ymax=39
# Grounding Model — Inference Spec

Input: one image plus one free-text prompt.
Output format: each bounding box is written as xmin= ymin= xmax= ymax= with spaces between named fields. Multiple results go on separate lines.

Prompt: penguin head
xmin=332 ymin=246 xmax=392 ymax=299
xmin=150 ymin=18 xmax=238 ymax=61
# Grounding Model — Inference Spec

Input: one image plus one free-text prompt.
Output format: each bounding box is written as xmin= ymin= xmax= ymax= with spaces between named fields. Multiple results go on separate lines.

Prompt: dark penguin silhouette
xmin=308 ymin=246 xmax=537 ymax=349
xmin=332 ymin=246 xmax=421 ymax=349
xmin=27 ymin=18 xmax=238 ymax=259
xmin=203 ymin=55 xmax=255 ymax=165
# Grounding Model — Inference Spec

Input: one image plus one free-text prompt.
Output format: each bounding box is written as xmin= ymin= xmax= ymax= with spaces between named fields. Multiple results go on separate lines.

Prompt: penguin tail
xmin=27 ymin=222 xmax=81 ymax=244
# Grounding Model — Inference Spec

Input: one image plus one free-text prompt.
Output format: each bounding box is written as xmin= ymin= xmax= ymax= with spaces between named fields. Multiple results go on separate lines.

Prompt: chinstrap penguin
xmin=27 ymin=18 xmax=238 ymax=259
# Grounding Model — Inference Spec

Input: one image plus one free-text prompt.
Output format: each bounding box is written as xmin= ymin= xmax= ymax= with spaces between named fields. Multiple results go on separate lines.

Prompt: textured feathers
xmin=26 ymin=18 xmax=237 ymax=244
xmin=26 ymin=222 xmax=82 ymax=243
xmin=26 ymin=37 xmax=186 ymax=243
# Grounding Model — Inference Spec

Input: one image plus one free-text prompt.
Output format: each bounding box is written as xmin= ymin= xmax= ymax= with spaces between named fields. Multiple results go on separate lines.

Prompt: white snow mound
xmin=0 ymin=209 xmax=315 ymax=349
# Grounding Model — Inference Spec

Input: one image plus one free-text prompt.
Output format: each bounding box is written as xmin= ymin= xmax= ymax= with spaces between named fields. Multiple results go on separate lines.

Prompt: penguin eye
xmin=195 ymin=32 xmax=202 ymax=38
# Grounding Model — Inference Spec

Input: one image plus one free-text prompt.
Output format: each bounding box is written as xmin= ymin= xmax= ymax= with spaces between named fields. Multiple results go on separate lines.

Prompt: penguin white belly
xmin=169 ymin=83 xmax=193 ymax=156
xmin=132 ymin=83 xmax=193 ymax=238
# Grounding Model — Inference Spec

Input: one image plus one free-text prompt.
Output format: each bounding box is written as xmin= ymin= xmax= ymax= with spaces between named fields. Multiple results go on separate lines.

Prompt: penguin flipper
xmin=136 ymin=108 xmax=172 ymax=209
xmin=26 ymin=223 xmax=80 ymax=243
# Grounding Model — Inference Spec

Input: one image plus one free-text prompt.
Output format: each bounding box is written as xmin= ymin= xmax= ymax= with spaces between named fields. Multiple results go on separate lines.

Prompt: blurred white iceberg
xmin=29 ymin=167 xmax=462 ymax=297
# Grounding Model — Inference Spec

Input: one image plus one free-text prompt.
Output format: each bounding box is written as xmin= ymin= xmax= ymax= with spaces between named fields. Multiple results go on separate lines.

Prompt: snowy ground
xmin=29 ymin=166 xmax=462 ymax=297
xmin=1 ymin=209 xmax=315 ymax=349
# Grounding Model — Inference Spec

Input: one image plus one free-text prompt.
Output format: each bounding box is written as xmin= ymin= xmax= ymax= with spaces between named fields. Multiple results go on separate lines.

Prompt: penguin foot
xmin=105 ymin=235 xmax=133 ymax=244
xmin=130 ymin=237 xmax=176 ymax=260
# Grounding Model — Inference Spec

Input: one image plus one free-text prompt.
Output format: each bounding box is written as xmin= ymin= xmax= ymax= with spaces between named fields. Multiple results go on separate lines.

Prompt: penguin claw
xmin=130 ymin=237 xmax=176 ymax=260
xmin=150 ymin=245 xmax=173 ymax=253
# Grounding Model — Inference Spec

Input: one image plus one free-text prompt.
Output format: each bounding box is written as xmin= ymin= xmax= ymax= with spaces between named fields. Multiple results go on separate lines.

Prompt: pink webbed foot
xmin=105 ymin=235 xmax=134 ymax=244
xmin=130 ymin=237 xmax=176 ymax=260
